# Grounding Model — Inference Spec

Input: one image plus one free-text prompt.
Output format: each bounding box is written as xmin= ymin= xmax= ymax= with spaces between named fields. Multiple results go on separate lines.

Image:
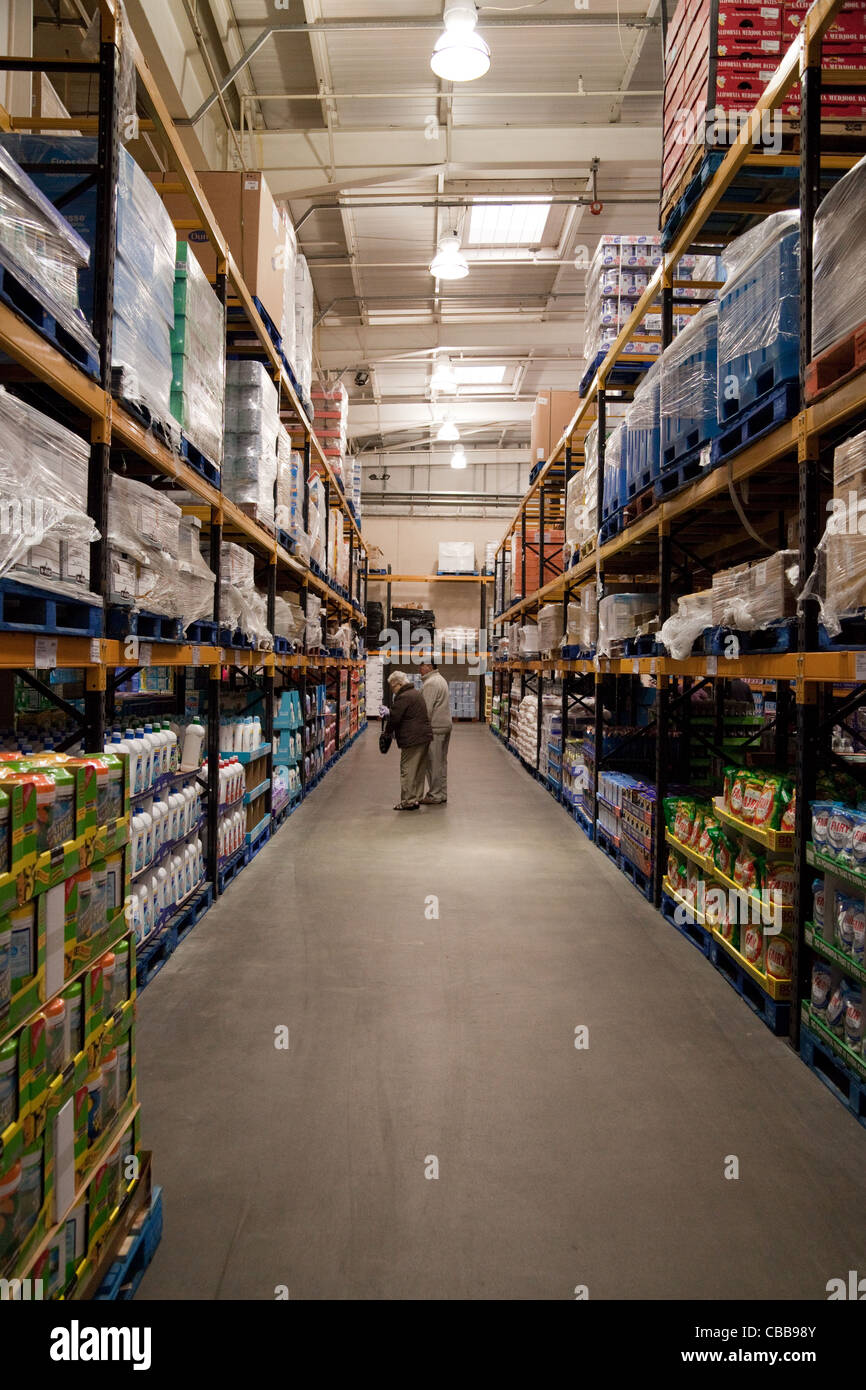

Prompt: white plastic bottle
xmin=139 ymin=882 xmax=150 ymax=939
xmin=156 ymin=865 xmax=168 ymax=918
xmin=195 ymin=837 xmax=203 ymax=884
xmin=235 ymin=809 xmax=244 ymax=853
xmin=149 ymin=801 xmax=161 ymax=855
xmin=181 ymin=719 xmax=205 ymax=772
xmin=140 ymin=808 xmax=153 ymax=867
xmin=165 ymin=720 xmax=179 ymax=773
xmin=184 ymin=783 xmax=196 ymax=832
xmin=131 ymin=812 xmax=147 ymax=874
xmin=129 ymin=892 xmax=142 ymax=942
xmin=251 ymin=716 xmax=262 ymax=751
xmin=123 ymin=728 xmax=142 ymax=795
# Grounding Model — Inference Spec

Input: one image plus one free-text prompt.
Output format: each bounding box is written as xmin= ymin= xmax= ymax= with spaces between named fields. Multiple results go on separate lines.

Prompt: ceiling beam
xmin=247 ymin=126 xmax=663 ymax=195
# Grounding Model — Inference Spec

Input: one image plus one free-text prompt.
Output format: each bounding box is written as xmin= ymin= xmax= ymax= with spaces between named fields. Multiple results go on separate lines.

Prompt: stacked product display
xmin=294 ymin=255 xmax=315 ymax=403
xmin=438 ymin=542 xmax=476 ymax=575
xmin=311 ymin=382 xmax=348 ymax=484
xmin=108 ymin=477 xmax=216 ymax=632
xmin=449 ymin=682 xmax=477 ymax=720
xmin=0 ymin=744 xmax=140 ymax=1297
xmin=582 ymin=236 xmax=663 ymax=380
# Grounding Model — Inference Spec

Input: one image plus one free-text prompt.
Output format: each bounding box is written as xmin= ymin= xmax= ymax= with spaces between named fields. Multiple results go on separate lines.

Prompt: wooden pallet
xmin=806 ymin=319 xmax=866 ymax=402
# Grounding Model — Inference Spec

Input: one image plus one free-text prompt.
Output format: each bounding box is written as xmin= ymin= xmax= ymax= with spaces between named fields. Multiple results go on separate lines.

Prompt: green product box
xmin=86 ymin=1158 xmax=112 ymax=1253
xmin=23 ymin=1013 xmax=47 ymax=1115
xmin=5 ymin=893 xmax=46 ymax=1038
xmin=83 ymin=963 xmax=105 ymax=1053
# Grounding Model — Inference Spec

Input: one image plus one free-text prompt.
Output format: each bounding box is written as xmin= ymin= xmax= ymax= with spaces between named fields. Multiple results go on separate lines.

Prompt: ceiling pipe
xmin=248 ymin=89 xmax=664 ymax=101
xmin=296 ymin=194 xmax=656 ymax=231
xmin=183 ymin=15 xmax=660 ymax=124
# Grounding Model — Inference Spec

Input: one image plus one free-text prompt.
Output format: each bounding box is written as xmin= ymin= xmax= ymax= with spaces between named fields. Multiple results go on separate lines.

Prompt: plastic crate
xmin=660 ymin=303 xmax=720 ymax=468
xmin=717 ymin=213 xmax=800 ymax=422
xmin=625 ymin=364 xmax=660 ymax=496
xmin=601 ymin=422 xmax=628 ymax=521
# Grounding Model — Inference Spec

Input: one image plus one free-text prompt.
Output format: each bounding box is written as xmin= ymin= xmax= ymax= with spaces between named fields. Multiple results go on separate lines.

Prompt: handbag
xmin=379 ymin=731 xmax=393 ymax=755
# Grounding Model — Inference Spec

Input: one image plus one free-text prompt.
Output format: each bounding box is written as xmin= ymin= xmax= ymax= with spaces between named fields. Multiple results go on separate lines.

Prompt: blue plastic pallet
xmin=0 ymin=255 xmax=100 ymax=379
xmin=178 ymin=433 xmax=220 ymax=489
xmin=573 ymin=804 xmax=595 ymax=840
xmin=112 ymin=389 xmax=178 ymax=451
xmin=661 ymin=152 xmax=725 ymax=249
xmin=595 ymin=822 xmax=621 ymax=863
xmin=273 ymin=636 xmax=291 ymax=654
xmin=598 ymin=510 xmax=624 ymax=545
xmin=184 ymin=619 xmax=218 ymax=646
xmin=627 ymin=464 xmax=656 ymax=498
xmin=579 ymin=350 xmax=657 ymax=398
xmin=107 ymin=605 xmax=184 ymax=643
xmin=276 ymin=528 xmax=298 ymax=557
xmin=95 ymin=1187 xmax=163 ymax=1300
xmin=0 ymin=577 xmax=102 ymax=637
xmin=660 ymin=892 xmax=713 ymax=957
xmin=799 ymin=1024 xmax=866 ymax=1130
xmin=708 ymin=936 xmax=791 ymax=1035
xmin=619 ymin=853 xmax=653 ymax=901
xmin=217 ymin=844 xmax=246 ymax=893
xmin=252 ymin=294 xmax=282 ymax=355
xmin=654 ymin=445 xmax=716 ymax=500
xmin=710 ymin=380 xmax=800 ymax=467
xmin=701 ymin=618 xmax=796 ymax=657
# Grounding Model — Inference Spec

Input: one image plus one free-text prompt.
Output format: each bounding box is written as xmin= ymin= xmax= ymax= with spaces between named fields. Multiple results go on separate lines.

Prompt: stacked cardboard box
xmin=449 ymin=681 xmax=478 ymax=719
xmin=511 ymin=529 xmax=564 ymax=598
xmin=310 ymin=382 xmax=348 ymax=482
xmin=530 ymin=390 xmax=582 ymax=468
xmin=223 ymin=362 xmax=278 ymax=527
xmin=170 ymin=242 xmax=224 ymax=469
xmin=662 ymin=0 xmax=866 ymax=216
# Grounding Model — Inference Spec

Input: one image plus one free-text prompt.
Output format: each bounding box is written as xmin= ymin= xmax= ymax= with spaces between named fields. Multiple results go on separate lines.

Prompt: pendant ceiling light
xmin=431 ymin=2 xmax=491 ymax=82
xmin=429 ymin=230 xmax=469 ymax=281
xmin=431 ymin=356 xmax=458 ymax=393
xmin=450 ymin=445 xmax=468 ymax=470
xmin=436 ymin=419 xmax=460 ymax=442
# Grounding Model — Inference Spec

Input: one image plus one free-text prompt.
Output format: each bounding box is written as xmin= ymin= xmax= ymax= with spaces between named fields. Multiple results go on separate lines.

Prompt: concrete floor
xmin=136 ymin=725 xmax=866 ymax=1300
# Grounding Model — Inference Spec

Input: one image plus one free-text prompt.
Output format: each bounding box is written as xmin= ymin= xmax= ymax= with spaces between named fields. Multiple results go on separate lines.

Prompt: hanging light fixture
xmin=431 ymin=2 xmax=491 ymax=82
xmin=431 ymin=356 xmax=458 ymax=393
xmin=450 ymin=445 xmax=468 ymax=470
xmin=436 ymin=418 xmax=460 ymax=442
xmin=429 ymin=230 xmax=469 ymax=281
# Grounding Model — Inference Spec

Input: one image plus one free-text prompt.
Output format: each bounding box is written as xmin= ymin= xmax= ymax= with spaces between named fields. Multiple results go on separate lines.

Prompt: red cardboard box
xmin=716 ymin=30 xmax=782 ymax=54
xmin=718 ymin=1 xmax=781 ymax=30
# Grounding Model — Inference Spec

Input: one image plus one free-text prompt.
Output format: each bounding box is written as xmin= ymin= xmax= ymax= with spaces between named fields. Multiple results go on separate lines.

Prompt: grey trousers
xmin=425 ymin=729 xmax=451 ymax=802
xmin=400 ymin=744 xmax=428 ymax=805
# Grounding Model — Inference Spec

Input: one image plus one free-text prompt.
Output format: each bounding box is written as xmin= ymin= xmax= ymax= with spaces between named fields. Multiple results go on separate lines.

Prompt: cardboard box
xmin=530 ymin=391 xmax=582 ymax=465
xmin=152 ymin=170 xmax=286 ymax=331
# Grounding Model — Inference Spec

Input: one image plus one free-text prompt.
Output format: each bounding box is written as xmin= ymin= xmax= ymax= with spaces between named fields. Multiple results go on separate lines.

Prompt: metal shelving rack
xmin=490 ymin=0 xmax=866 ymax=1062
xmin=368 ymin=570 xmax=494 ymax=722
xmin=0 ymin=0 xmax=370 ymax=896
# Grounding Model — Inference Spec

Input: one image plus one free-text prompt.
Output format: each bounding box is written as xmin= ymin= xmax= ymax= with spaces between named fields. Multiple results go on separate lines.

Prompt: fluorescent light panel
xmin=467 ymin=201 xmax=552 ymax=247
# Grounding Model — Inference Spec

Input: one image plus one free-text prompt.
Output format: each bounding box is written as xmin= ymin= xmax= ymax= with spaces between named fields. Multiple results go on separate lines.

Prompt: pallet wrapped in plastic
xmin=812 ymin=154 xmax=866 ymax=359
xmin=717 ymin=210 xmax=800 ymax=419
xmin=537 ymin=603 xmax=564 ymax=656
xmin=0 ymin=144 xmax=97 ymax=361
xmin=276 ymin=428 xmax=303 ymax=538
xmin=308 ymin=475 xmax=326 ymax=571
xmin=597 ymin=592 xmax=656 ymax=656
xmin=170 ymin=242 xmax=225 ymax=468
xmin=711 ymin=551 xmax=798 ymax=629
xmin=576 ymin=584 xmax=598 ymax=650
xmin=519 ymin=624 xmax=539 ymax=657
xmin=801 ymin=428 xmax=866 ymax=633
xmin=223 ymin=361 xmax=278 ymax=525
xmin=107 ymin=473 xmax=182 ymax=616
xmin=0 ymin=387 xmax=97 ymax=584
xmin=581 ymin=423 xmax=599 ymax=545
xmin=176 ymin=515 xmax=215 ymax=629
xmin=658 ymin=590 xmax=713 ymax=660
xmin=305 ymin=592 xmax=323 ymax=648
xmin=625 ymin=357 xmax=660 ymax=495
xmin=602 ymin=423 xmax=627 ymax=520
xmin=582 ymin=235 xmax=662 ymax=371
xmin=279 ymin=210 xmax=298 ymax=368
xmin=438 ymin=541 xmax=476 ymax=574
xmin=273 ymin=595 xmax=301 ymax=642
xmin=564 ymin=468 xmax=586 ymax=566
xmin=294 ymin=254 xmax=314 ymax=401
xmin=660 ymin=301 xmax=719 ymax=466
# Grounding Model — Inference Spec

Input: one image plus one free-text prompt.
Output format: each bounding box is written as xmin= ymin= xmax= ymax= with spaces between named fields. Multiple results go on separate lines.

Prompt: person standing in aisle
xmin=419 ymin=660 xmax=451 ymax=805
xmin=384 ymin=671 xmax=433 ymax=810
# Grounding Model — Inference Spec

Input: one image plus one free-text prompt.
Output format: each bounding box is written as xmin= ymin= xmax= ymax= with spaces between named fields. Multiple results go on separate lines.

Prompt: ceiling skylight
xmin=467 ymin=201 xmax=552 ymax=247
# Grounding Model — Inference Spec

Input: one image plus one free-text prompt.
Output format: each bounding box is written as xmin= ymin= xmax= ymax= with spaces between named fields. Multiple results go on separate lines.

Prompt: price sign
xmin=35 ymin=637 xmax=57 ymax=668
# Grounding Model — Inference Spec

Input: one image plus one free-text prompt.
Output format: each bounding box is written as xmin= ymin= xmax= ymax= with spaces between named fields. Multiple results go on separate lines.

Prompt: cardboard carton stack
xmin=662 ymin=0 xmax=866 ymax=217
xmin=530 ymin=390 xmax=581 ymax=470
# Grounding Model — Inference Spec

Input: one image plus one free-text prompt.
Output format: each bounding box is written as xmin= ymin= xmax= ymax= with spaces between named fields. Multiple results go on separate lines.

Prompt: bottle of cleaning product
xmin=181 ymin=719 xmax=205 ymax=772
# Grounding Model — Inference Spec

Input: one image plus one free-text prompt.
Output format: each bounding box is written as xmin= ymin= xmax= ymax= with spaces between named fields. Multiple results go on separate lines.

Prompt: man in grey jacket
xmin=419 ymin=661 xmax=452 ymax=804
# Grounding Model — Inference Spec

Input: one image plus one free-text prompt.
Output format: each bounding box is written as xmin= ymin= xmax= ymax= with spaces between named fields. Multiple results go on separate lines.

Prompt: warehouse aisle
xmin=136 ymin=726 xmax=864 ymax=1300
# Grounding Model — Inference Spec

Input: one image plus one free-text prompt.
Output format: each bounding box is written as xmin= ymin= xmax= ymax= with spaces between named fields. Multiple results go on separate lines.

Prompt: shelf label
xmin=35 ymin=637 xmax=57 ymax=668
xmin=706 ymin=655 xmax=718 ymax=675
xmin=650 ymin=658 xmax=657 ymax=675
xmin=632 ymin=659 xmax=640 ymax=675
xmin=90 ymin=638 xmax=101 ymax=663
xmin=140 ymin=642 xmax=153 ymax=668
xmin=856 ymin=653 xmax=866 ymax=681
xmin=192 ymin=645 xmax=201 ymax=667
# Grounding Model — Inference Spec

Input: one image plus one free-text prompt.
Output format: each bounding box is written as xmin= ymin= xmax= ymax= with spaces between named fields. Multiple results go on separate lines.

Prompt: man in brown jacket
xmin=385 ymin=670 xmax=433 ymax=810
